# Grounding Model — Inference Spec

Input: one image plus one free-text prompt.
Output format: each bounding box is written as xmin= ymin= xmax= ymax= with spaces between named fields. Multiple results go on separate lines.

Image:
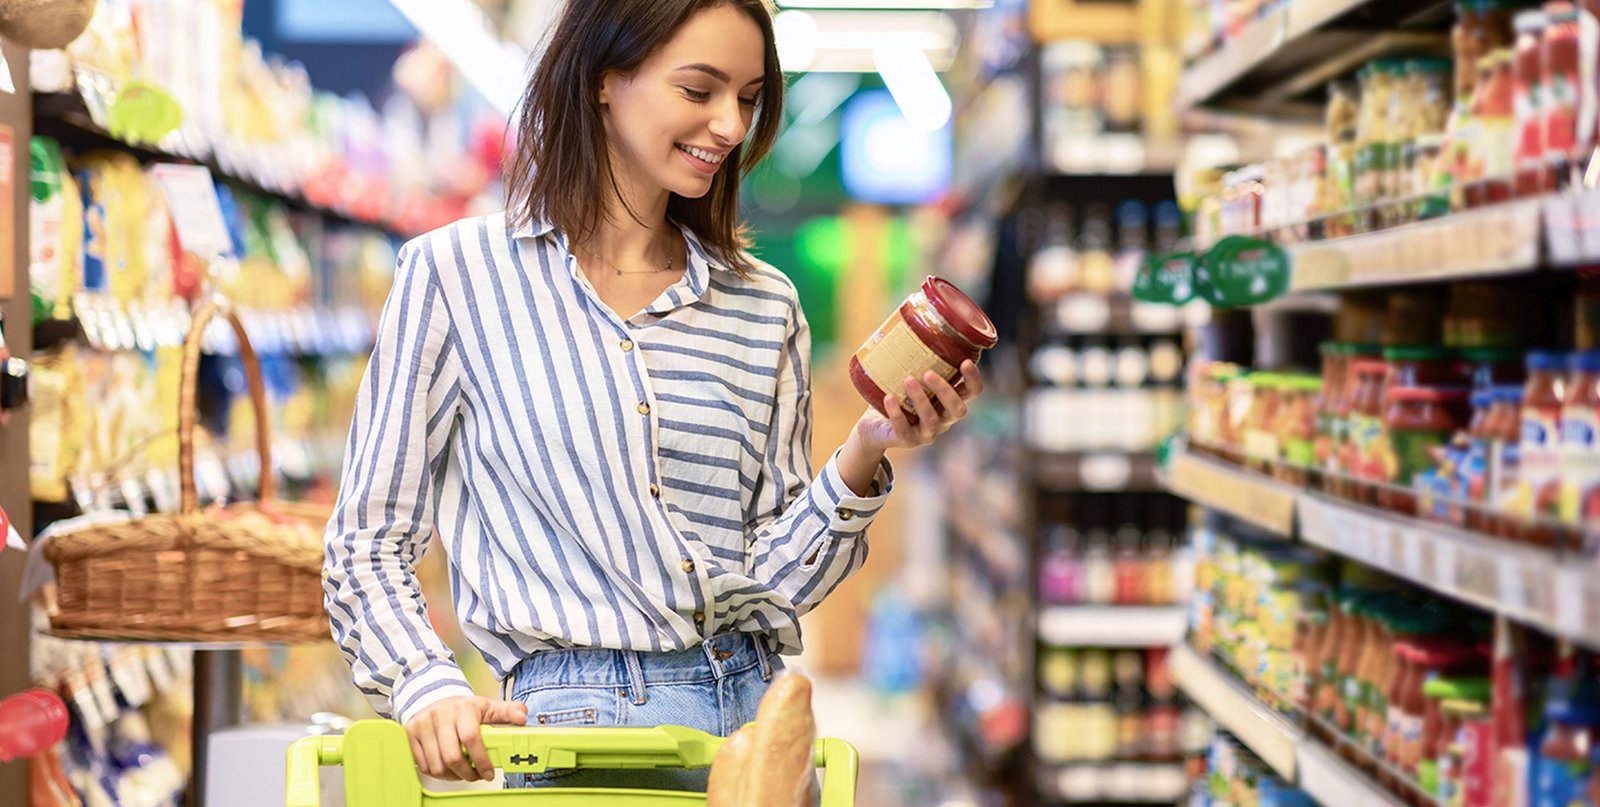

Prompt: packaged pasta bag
xmin=28 ymin=137 xmax=81 ymax=324
xmin=28 ymin=351 xmax=87 ymax=504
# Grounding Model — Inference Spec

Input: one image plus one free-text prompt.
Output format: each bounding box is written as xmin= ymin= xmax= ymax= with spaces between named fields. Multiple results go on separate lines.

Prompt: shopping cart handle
xmin=285 ymin=735 xmax=340 ymax=807
xmin=284 ymin=720 xmax=859 ymax=805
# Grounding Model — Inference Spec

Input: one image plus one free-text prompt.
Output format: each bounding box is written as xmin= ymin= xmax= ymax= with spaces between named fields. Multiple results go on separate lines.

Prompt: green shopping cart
xmin=284 ymin=719 xmax=858 ymax=806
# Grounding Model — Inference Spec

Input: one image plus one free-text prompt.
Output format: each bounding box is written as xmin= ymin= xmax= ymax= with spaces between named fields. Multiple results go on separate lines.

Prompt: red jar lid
xmin=923 ymin=276 xmax=998 ymax=349
xmin=1352 ymin=359 xmax=1390 ymax=376
xmin=1385 ymin=386 xmax=1472 ymax=404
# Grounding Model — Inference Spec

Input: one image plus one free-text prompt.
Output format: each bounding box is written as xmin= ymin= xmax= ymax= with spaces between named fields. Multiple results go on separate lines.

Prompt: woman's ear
xmin=598 ymin=72 xmax=616 ymax=107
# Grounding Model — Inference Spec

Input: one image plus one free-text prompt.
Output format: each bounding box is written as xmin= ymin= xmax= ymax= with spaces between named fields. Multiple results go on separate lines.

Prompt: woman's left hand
xmin=852 ymin=360 xmax=985 ymax=452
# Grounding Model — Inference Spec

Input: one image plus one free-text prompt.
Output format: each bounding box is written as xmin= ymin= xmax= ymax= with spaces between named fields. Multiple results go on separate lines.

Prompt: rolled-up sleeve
xmin=745 ymin=301 xmax=893 ymax=618
xmin=323 ymin=240 xmax=474 ymax=724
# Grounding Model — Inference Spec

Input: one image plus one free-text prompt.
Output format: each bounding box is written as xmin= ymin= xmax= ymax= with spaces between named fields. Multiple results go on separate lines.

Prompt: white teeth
xmin=680 ymin=145 xmax=724 ymax=164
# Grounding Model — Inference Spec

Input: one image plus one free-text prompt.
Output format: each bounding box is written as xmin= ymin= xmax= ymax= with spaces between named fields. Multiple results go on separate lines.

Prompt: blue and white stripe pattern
xmin=323 ymin=212 xmax=892 ymax=724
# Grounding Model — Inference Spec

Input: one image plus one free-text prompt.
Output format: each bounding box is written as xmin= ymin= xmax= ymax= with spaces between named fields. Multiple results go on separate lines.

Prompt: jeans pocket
xmin=504 ymin=687 xmax=623 ymax=789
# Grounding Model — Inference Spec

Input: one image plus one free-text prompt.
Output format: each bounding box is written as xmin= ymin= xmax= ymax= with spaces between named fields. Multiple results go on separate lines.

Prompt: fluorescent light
xmin=775 ymin=9 xmax=957 ymax=73
xmin=873 ymin=42 xmax=951 ymax=131
xmin=780 ymin=0 xmax=993 ymax=8
xmin=387 ymin=0 xmax=527 ymax=116
xmin=774 ymin=10 xmax=820 ymax=72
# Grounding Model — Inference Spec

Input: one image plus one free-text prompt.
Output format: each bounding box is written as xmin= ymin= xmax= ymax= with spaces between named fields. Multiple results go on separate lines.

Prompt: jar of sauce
xmin=850 ymin=276 xmax=997 ymax=422
xmin=1317 ymin=343 xmax=1350 ymax=488
xmin=1541 ymin=2 xmax=1581 ymax=190
xmin=1244 ymin=373 xmax=1284 ymax=472
xmin=1482 ymin=385 xmax=1527 ymax=536
xmin=1513 ymin=9 xmax=1550 ymax=198
xmin=1314 ymin=589 xmax=1349 ymax=735
xmin=1422 ymin=676 xmax=1493 ymax=796
xmin=1519 ymin=349 xmax=1570 ymax=545
xmin=1455 ymin=0 xmax=1517 ymax=101
xmin=1385 ymin=345 xmax=1463 ymax=387
xmin=1460 ymin=346 xmax=1527 ymax=391
xmin=1468 ymin=50 xmax=1517 ymax=208
xmin=1380 ymin=386 xmax=1474 ymax=514
xmin=1280 ymin=375 xmax=1320 ymax=484
xmin=1334 ymin=346 xmax=1384 ymax=498
xmin=1560 ymin=350 xmax=1600 ymax=536
xmin=1348 ymin=360 xmax=1393 ymax=505
xmin=1336 ymin=594 xmax=1374 ymax=736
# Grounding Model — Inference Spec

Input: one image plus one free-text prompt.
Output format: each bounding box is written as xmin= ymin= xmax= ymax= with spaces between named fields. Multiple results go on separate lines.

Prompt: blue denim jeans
xmin=502 ymin=632 xmax=780 ymax=791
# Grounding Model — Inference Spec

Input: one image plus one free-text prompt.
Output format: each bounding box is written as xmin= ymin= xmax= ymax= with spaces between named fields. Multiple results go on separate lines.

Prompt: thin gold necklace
xmin=579 ymin=244 xmax=676 ymax=277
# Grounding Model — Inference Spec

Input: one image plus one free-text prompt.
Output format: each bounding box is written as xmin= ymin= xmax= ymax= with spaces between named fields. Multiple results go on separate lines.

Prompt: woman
xmin=322 ymin=0 xmax=984 ymax=789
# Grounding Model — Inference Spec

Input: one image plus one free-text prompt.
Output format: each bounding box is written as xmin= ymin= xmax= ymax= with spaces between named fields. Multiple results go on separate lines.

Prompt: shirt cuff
xmin=818 ymin=451 xmax=894 ymax=534
xmin=392 ymin=659 xmax=477 ymax=726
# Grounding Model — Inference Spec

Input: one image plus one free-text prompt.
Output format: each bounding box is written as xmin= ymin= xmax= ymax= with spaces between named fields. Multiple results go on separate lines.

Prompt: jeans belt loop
xmin=623 ymin=650 xmax=649 ymax=705
xmin=754 ymin=635 xmax=774 ymax=682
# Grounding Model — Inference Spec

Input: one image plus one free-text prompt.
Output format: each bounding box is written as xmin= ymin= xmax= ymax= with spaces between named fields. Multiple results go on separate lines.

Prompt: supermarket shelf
xmin=1288 ymin=198 xmax=1544 ymax=291
xmin=1163 ymin=446 xmax=1298 ymax=534
xmin=1042 ymin=293 xmax=1188 ymax=338
xmin=1032 ymin=451 xmax=1161 ymax=492
xmin=1296 ymin=493 xmax=1600 ymax=652
xmin=32 ymin=91 xmax=413 ymax=239
xmin=1164 ymin=444 xmax=1600 ymax=652
xmin=1037 ymin=762 xmax=1190 ymax=803
xmin=1037 ymin=606 xmax=1187 ymax=648
xmin=1170 ymin=644 xmax=1407 ymax=807
xmin=1169 ymin=644 xmax=1300 ymax=779
xmin=1176 ymin=0 xmax=1454 ymax=114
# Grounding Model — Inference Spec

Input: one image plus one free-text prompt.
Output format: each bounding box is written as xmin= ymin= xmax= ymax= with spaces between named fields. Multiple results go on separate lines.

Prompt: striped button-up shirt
xmin=323 ymin=212 xmax=892 ymax=723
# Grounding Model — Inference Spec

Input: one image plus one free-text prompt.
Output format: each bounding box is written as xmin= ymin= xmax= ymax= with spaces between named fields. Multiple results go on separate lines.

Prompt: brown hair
xmin=505 ymin=0 xmax=783 ymax=276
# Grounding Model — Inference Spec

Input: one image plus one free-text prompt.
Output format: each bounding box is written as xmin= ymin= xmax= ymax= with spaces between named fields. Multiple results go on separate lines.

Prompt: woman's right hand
xmin=404 ymin=695 xmax=529 ymax=781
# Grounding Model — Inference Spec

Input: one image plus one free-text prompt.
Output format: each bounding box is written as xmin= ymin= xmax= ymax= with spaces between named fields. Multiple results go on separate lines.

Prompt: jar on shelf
xmin=1379 ymin=386 xmax=1473 ymax=514
xmin=1512 ymin=9 xmax=1550 ymax=198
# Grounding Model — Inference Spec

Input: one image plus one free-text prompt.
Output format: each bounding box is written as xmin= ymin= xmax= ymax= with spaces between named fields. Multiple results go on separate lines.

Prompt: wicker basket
xmin=44 ymin=299 xmax=331 ymax=643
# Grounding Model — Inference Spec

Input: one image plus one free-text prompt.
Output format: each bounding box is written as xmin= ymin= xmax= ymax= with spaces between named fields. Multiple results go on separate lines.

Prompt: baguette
xmin=738 ymin=673 xmax=817 ymax=807
xmin=706 ymin=727 xmax=750 ymax=807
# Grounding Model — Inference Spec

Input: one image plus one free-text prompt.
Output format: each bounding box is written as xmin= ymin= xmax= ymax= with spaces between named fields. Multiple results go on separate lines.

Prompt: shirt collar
xmin=510 ymin=210 xmax=734 ymax=276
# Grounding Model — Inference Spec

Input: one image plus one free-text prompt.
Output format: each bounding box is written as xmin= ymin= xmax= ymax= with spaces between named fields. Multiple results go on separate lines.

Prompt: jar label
xmin=855 ymin=310 xmax=955 ymax=403
xmin=1519 ymin=407 xmax=1563 ymax=519
xmin=1387 ymin=427 xmax=1453 ymax=487
xmin=1560 ymin=406 xmax=1600 ymax=524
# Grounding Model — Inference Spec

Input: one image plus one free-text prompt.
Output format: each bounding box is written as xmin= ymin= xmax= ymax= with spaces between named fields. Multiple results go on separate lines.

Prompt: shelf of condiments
xmin=1192 ymin=730 xmax=1319 ymax=807
xmin=1039 ymin=493 xmax=1191 ymax=609
xmin=1185 ymin=310 xmax=1600 ymax=553
xmin=1190 ymin=522 xmax=1600 ymax=807
xmin=1038 ymin=40 xmax=1184 ymax=176
xmin=1189 ymin=1 xmax=1600 ymax=253
xmin=1036 ymin=645 xmax=1211 ymax=767
xmin=1028 ymin=199 xmax=1189 ymax=304
xmin=32 ymin=0 xmax=505 ymax=237
xmin=1027 ymin=336 xmax=1187 ymax=455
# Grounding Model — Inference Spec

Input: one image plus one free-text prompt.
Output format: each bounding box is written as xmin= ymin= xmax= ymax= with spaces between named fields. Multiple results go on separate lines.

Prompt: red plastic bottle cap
xmin=0 ymin=689 xmax=70 ymax=762
xmin=922 ymin=276 xmax=998 ymax=349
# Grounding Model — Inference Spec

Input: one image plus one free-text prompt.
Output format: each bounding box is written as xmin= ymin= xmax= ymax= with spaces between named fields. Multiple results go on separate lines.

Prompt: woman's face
xmin=599 ymin=4 xmax=766 ymax=203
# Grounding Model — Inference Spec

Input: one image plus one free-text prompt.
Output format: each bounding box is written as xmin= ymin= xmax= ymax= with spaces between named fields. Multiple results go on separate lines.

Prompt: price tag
xmin=1400 ymin=528 xmax=1423 ymax=579
xmin=1553 ymin=567 xmax=1591 ymax=640
xmin=1498 ymin=560 xmax=1529 ymax=617
xmin=1434 ymin=540 xmax=1458 ymax=589
xmin=151 ymin=164 xmax=233 ymax=258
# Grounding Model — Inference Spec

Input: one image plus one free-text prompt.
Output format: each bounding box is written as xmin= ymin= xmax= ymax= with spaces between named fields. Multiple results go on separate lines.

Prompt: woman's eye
xmin=682 ymin=88 xmax=711 ymax=102
xmin=739 ymin=96 xmax=758 ymax=108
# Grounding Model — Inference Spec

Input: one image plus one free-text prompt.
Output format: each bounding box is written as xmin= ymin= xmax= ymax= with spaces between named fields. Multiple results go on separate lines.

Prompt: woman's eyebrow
xmin=675 ymin=63 xmax=764 ymax=86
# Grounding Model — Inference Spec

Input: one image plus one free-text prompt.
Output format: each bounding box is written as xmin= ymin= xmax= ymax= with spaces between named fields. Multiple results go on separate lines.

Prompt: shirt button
xmin=649 ymin=483 xmax=660 ymax=498
xmin=681 ymin=559 xmax=696 ymax=574
xmin=637 ymin=401 xmax=651 ymax=415
xmin=836 ymin=508 xmax=855 ymax=521
xmin=693 ymin=611 xmax=705 ymax=624
xmin=620 ymin=339 xmax=634 ymax=352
